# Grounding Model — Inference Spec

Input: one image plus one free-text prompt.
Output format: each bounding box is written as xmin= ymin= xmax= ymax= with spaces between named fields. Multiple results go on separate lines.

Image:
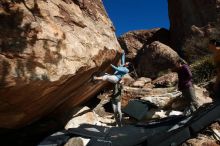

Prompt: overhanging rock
xmin=0 ymin=0 xmax=121 ymax=129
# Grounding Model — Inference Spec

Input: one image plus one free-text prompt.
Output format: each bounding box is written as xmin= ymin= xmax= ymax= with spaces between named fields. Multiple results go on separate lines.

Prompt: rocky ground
xmin=50 ymin=73 xmax=216 ymax=146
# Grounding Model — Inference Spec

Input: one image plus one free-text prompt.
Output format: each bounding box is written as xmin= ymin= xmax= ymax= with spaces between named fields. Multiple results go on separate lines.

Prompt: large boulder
xmin=0 ymin=0 xmax=120 ymax=128
xmin=168 ymin=0 xmax=220 ymax=61
xmin=136 ymin=41 xmax=180 ymax=78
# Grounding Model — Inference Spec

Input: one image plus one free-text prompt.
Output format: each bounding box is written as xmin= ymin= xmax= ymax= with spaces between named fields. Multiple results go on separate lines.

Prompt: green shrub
xmin=191 ymin=56 xmax=216 ymax=84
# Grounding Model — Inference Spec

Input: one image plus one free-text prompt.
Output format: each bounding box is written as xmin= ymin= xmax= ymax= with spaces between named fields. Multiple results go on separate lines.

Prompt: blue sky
xmin=102 ymin=0 xmax=170 ymax=36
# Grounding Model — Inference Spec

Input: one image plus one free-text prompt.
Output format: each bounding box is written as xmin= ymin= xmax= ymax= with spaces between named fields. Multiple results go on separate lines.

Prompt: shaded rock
xmin=152 ymin=72 xmax=178 ymax=87
xmin=137 ymin=41 xmax=180 ymax=78
xmin=183 ymin=25 xmax=220 ymax=62
xmin=65 ymin=107 xmax=98 ymax=129
xmin=64 ymin=96 xmax=115 ymax=128
xmin=0 ymin=0 xmax=120 ymax=128
xmin=93 ymin=92 xmax=111 ymax=117
xmin=91 ymin=93 xmax=117 ymax=127
xmin=168 ymin=0 xmax=220 ymax=61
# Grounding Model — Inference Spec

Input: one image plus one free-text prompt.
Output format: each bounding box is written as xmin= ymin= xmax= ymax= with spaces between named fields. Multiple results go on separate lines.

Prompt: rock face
xmin=118 ymin=28 xmax=179 ymax=78
xmin=0 ymin=0 xmax=120 ymax=128
xmin=168 ymin=0 xmax=220 ymax=61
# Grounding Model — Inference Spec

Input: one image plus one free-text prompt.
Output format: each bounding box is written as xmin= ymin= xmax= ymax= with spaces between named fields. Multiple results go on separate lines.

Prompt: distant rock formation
xmin=0 ymin=0 xmax=120 ymax=128
xmin=118 ymin=28 xmax=170 ymax=63
xmin=168 ymin=0 xmax=220 ymax=61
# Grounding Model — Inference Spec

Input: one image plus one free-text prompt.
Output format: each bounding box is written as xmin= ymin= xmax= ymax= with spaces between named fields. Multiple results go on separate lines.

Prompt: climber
xmin=93 ymin=51 xmax=130 ymax=127
xmin=93 ymin=51 xmax=130 ymax=84
xmin=172 ymin=58 xmax=199 ymax=115
xmin=209 ymin=39 xmax=220 ymax=99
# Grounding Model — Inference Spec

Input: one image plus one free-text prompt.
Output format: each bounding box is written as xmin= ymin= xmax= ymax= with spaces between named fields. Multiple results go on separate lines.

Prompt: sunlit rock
xmin=0 ymin=0 xmax=120 ymax=128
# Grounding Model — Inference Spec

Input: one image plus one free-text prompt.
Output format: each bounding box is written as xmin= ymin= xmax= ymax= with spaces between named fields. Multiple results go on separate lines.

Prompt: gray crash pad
xmin=68 ymin=123 xmax=173 ymax=146
xmin=122 ymin=99 xmax=153 ymax=120
xmin=189 ymin=103 xmax=220 ymax=133
xmin=37 ymin=131 xmax=70 ymax=146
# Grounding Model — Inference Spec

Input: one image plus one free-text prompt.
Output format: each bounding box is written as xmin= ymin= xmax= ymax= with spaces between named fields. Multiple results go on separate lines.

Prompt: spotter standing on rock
xmin=172 ymin=58 xmax=199 ymax=115
xmin=93 ymin=51 xmax=131 ymax=127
